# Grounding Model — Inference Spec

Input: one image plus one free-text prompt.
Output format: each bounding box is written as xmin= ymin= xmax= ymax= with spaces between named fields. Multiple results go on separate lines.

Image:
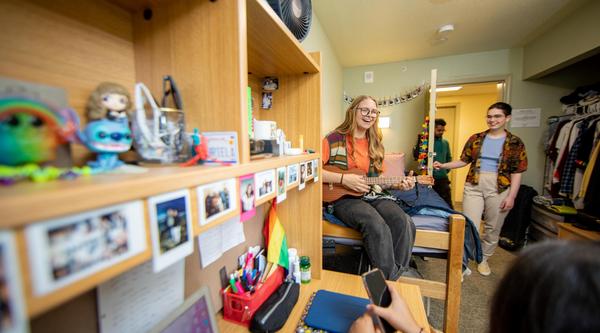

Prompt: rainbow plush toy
xmin=0 ymin=97 xmax=75 ymax=166
xmin=0 ymin=96 xmax=85 ymax=184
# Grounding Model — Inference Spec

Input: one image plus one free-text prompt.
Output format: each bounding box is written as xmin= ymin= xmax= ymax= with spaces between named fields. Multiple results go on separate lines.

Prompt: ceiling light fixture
xmin=436 ymin=86 xmax=462 ymax=92
xmin=438 ymin=24 xmax=455 ymax=34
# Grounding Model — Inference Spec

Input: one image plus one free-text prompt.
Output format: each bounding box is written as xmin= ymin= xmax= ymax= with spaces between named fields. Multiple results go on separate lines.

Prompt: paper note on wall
xmin=198 ymin=226 xmax=223 ymax=268
xmin=198 ymin=216 xmax=246 ymax=268
xmin=511 ymin=108 xmax=541 ymax=128
xmin=97 ymin=261 xmax=184 ymax=333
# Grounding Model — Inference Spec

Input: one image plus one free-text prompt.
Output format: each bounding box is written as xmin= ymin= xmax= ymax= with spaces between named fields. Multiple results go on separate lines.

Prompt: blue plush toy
xmin=78 ymin=119 xmax=132 ymax=170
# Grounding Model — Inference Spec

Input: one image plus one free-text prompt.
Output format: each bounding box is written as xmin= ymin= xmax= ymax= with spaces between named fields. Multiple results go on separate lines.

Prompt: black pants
xmin=433 ymin=177 xmax=453 ymax=209
xmin=332 ymin=198 xmax=415 ymax=280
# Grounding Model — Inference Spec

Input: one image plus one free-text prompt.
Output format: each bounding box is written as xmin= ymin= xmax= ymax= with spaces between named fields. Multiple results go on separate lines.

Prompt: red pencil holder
xmin=222 ymin=266 xmax=285 ymax=327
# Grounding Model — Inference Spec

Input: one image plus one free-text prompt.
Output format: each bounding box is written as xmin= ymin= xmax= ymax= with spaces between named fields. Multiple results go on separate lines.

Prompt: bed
xmin=322 ymin=184 xmax=482 ymax=333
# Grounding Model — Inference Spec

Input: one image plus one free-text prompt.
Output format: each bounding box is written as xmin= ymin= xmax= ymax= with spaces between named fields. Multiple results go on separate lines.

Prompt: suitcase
xmin=499 ymin=185 xmax=538 ymax=251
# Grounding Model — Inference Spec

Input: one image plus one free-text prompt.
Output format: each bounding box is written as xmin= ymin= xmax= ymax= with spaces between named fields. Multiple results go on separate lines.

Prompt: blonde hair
xmin=86 ymin=82 xmax=132 ymax=121
xmin=335 ymin=95 xmax=385 ymax=173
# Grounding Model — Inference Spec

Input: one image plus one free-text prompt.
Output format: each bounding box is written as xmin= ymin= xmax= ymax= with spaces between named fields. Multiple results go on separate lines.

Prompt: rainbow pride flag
xmin=263 ymin=201 xmax=289 ymax=269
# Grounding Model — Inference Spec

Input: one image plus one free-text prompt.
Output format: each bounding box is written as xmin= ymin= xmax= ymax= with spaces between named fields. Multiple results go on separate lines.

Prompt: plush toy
xmin=86 ymin=82 xmax=132 ymax=122
xmin=78 ymin=119 xmax=132 ymax=170
xmin=0 ymin=96 xmax=89 ymax=184
xmin=0 ymin=97 xmax=75 ymax=166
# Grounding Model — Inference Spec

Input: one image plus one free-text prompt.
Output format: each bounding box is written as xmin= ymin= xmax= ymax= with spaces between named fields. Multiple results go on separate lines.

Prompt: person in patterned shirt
xmin=433 ymin=102 xmax=527 ymax=277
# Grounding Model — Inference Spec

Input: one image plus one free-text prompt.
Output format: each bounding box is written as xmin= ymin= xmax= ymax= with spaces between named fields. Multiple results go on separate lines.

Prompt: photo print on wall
xmin=287 ymin=164 xmax=299 ymax=188
xmin=25 ymin=201 xmax=147 ymax=295
xmin=197 ymin=178 xmax=238 ymax=226
xmin=299 ymin=162 xmax=307 ymax=190
xmin=254 ymin=169 xmax=276 ymax=203
xmin=0 ymin=231 xmax=27 ymax=333
xmin=276 ymin=166 xmax=286 ymax=203
xmin=148 ymin=190 xmax=194 ymax=273
xmin=239 ymin=174 xmax=256 ymax=223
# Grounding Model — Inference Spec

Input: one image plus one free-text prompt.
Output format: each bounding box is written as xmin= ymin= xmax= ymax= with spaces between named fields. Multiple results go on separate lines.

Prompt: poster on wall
xmin=299 ymin=162 xmax=307 ymax=191
xmin=254 ymin=169 xmax=276 ymax=203
xmin=276 ymin=167 xmax=287 ymax=203
xmin=239 ymin=174 xmax=256 ymax=223
xmin=148 ymin=190 xmax=194 ymax=273
xmin=197 ymin=178 xmax=238 ymax=226
xmin=0 ymin=231 xmax=28 ymax=333
xmin=287 ymin=164 xmax=299 ymax=188
xmin=25 ymin=201 xmax=147 ymax=296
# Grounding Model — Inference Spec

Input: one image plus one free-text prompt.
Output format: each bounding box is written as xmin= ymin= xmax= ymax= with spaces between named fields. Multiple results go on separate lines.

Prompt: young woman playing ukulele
xmin=322 ymin=95 xmax=416 ymax=280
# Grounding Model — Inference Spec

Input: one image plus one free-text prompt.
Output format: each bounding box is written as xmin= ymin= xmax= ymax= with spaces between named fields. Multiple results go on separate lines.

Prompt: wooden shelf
xmin=246 ymin=0 xmax=320 ymax=77
xmin=1 ymin=153 xmax=318 ymax=228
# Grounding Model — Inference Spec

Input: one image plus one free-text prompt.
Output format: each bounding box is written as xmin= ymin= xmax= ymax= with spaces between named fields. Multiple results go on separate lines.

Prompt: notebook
xmin=304 ymin=290 xmax=370 ymax=333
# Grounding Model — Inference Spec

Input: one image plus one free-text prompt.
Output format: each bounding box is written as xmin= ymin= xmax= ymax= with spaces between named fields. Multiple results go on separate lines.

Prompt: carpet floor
xmin=417 ymin=246 xmax=518 ymax=332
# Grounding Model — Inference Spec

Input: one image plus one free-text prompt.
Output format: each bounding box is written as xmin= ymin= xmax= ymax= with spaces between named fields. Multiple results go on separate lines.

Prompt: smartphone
xmin=361 ymin=268 xmax=395 ymax=333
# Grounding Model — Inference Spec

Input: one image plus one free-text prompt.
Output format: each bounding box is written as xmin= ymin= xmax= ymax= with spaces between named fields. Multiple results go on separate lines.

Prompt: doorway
xmin=435 ymin=81 xmax=505 ymax=204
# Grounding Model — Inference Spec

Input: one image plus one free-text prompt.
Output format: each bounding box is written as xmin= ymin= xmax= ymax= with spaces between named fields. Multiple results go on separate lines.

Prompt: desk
xmin=557 ymin=222 xmax=600 ymax=241
xmin=218 ymin=270 xmax=430 ymax=333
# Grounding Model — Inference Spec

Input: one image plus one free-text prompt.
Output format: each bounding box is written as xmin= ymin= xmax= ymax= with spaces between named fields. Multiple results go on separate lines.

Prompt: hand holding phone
xmin=361 ymin=269 xmax=396 ymax=333
xmin=361 ymin=269 xmax=423 ymax=333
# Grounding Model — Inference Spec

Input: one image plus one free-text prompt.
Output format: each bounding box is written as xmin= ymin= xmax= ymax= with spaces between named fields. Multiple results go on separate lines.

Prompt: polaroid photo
xmin=25 ymin=201 xmax=147 ymax=296
xmin=287 ymin=164 xmax=299 ymax=188
xmin=312 ymin=158 xmax=319 ymax=182
xmin=306 ymin=160 xmax=314 ymax=180
xmin=197 ymin=178 xmax=238 ymax=226
xmin=239 ymin=174 xmax=256 ymax=223
xmin=276 ymin=167 xmax=286 ymax=203
xmin=262 ymin=77 xmax=279 ymax=91
xmin=254 ymin=169 xmax=276 ymax=203
xmin=261 ymin=92 xmax=272 ymax=110
xmin=299 ymin=162 xmax=307 ymax=191
xmin=148 ymin=190 xmax=194 ymax=273
xmin=0 ymin=231 xmax=28 ymax=333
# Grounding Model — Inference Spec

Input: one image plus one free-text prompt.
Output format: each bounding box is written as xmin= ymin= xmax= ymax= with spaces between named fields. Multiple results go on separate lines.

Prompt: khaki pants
xmin=462 ymin=172 xmax=510 ymax=260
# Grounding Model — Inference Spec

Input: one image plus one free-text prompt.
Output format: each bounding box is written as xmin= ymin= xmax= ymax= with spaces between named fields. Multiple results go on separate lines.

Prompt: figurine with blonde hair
xmin=86 ymin=82 xmax=132 ymax=122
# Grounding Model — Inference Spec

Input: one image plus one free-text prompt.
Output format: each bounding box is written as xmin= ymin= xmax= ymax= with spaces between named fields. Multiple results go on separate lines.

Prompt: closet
xmin=0 ymin=0 xmax=322 ymax=331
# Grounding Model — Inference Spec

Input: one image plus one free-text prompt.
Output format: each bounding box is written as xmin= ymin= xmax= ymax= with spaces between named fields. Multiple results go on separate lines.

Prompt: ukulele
xmin=322 ymin=165 xmax=434 ymax=203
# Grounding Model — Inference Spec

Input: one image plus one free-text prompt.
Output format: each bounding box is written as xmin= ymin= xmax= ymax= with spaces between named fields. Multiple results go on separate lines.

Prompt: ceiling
xmin=312 ymin=0 xmax=589 ymax=67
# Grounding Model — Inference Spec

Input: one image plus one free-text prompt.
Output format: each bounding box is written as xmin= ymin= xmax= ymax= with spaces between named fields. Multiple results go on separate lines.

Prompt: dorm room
xmin=2 ymin=1 xmax=600 ymax=333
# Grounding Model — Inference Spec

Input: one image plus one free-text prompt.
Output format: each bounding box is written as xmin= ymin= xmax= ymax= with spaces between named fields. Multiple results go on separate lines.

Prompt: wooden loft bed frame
xmin=322 ymin=214 xmax=466 ymax=333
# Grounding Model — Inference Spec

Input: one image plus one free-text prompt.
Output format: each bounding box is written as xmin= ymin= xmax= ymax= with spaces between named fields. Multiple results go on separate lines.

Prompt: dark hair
xmin=487 ymin=102 xmax=512 ymax=116
xmin=434 ymin=118 xmax=446 ymax=127
xmin=490 ymin=241 xmax=600 ymax=333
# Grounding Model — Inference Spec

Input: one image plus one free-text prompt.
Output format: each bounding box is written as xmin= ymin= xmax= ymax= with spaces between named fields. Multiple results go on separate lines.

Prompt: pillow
xmin=383 ymin=153 xmax=405 ymax=177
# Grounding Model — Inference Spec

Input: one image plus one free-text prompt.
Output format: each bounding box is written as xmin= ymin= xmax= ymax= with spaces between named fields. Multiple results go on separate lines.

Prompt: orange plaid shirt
xmin=460 ymin=130 xmax=527 ymax=193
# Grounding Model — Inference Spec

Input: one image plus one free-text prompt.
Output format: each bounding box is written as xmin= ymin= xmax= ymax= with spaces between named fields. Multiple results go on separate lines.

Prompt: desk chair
xmin=322 ymin=215 xmax=465 ymax=333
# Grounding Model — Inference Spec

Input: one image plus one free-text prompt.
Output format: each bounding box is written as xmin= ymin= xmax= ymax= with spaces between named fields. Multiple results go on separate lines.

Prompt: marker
xmin=229 ymin=274 xmax=238 ymax=294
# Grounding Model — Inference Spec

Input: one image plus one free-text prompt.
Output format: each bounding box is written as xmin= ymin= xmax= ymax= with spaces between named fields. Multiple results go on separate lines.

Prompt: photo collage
xmin=14 ymin=159 xmax=319 ymax=309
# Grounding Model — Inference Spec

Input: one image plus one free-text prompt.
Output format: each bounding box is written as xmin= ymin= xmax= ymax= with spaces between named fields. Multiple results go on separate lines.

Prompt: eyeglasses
xmin=356 ymin=107 xmax=380 ymax=117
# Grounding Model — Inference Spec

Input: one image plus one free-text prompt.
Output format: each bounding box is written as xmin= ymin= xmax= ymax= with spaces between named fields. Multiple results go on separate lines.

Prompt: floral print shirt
xmin=460 ymin=130 xmax=527 ymax=192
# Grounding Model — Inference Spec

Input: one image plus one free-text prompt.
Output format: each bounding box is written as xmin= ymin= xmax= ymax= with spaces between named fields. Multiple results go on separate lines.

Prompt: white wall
xmin=301 ymin=12 xmax=344 ymax=138
xmin=343 ymin=49 xmax=571 ymax=192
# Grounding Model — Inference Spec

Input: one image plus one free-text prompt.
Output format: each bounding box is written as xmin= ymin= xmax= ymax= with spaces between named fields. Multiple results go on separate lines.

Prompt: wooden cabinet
xmin=557 ymin=223 xmax=600 ymax=241
xmin=0 ymin=0 xmax=321 ymax=330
